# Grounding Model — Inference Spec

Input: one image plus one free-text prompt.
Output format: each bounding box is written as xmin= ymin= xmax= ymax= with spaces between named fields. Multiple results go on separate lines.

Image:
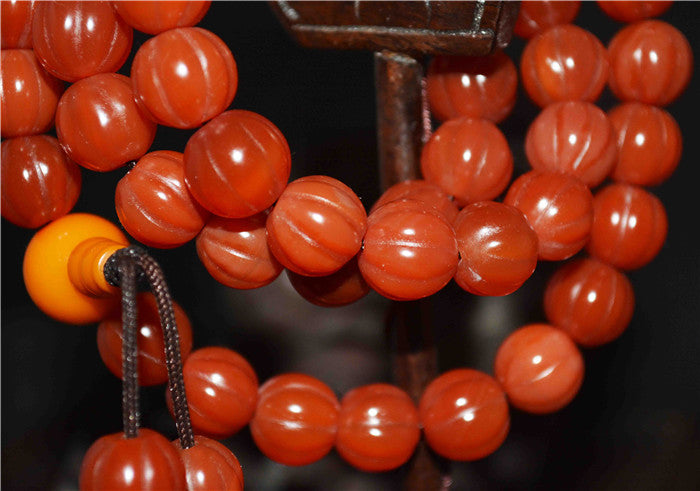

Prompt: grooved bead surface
xmin=597 ymin=1 xmax=672 ymax=22
xmin=184 ymin=110 xmax=291 ymax=218
xmin=371 ymin=179 xmax=459 ymax=225
xmin=131 ymin=27 xmax=237 ymax=129
xmin=1 ymin=0 xmax=34 ymax=48
xmin=421 ymin=117 xmax=513 ymax=206
xmin=173 ymin=436 xmax=244 ymax=491
xmin=419 ymin=369 xmax=509 ymax=461
xmin=514 ymin=1 xmax=581 ymax=39
xmin=113 ymin=0 xmax=211 ymax=35
xmin=287 ymin=255 xmax=369 ymax=307
xmin=251 ymin=373 xmax=339 ymax=466
xmin=545 ymin=258 xmax=635 ymax=347
xmin=608 ymin=20 xmax=692 ymax=106
xmin=521 ymin=24 xmax=608 ymax=107
xmin=587 ymin=183 xmax=667 ymax=270
xmin=526 ymin=101 xmax=617 ymax=187
xmin=32 ymin=0 xmax=132 ymax=82
xmin=495 ymin=324 xmax=584 ymax=414
xmin=426 ymin=51 xmax=517 ymax=124
xmin=1 ymin=135 xmax=80 ymax=229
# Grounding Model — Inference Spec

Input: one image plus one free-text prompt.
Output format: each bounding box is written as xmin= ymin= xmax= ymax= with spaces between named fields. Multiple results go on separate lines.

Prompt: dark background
xmin=2 ymin=2 xmax=699 ymax=490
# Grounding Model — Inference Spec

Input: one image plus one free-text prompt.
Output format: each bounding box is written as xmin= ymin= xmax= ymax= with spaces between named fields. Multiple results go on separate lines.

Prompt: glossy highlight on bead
xmin=173 ymin=436 xmax=244 ymax=491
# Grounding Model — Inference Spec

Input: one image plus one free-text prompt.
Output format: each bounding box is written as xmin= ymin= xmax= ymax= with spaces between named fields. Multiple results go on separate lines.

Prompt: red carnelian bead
xmin=608 ymin=20 xmax=692 ymax=106
xmin=514 ymin=1 xmax=580 ymax=39
xmin=421 ymin=117 xmax=513 ymax=206
xmin=267 ymin=176 xmax=367 ymax=276
xmin=371 ymin=179 xmax=459 ymax=225
xmin=336 ymin=384 xmax=420 ymax=472
xmin=116 ymin=151 xmax=210 ymax=249
xmin=597 ymin=1 xmax=672 ymax=23
xmin=287 ymin=256 xmax=370 ymax=307
xmin=184 ymin=110 xmax=291 ymax=218
xmin=97 ymin=292 xmax=193 ymax=386
xmin=251 ymin=373 xmax=340 ymax=466
xmin=131 ymin=27 xmax=237 ymax=129
xmin=56 ymin=73 xmax=156 ymax=172
xmin=173 ymin=436 xmax=244 ymax=491
xmin=419 ymin=369 xmax=509 ymax=461
xmin=79 ymin=429 xmax=187 ymax=491
xmin=608 ymin=103 xmax=682 ymax=186
xmin=454 ymin=202 xmax=538 ymax=297
xmin=359 ymin=200 xmax=458 ymax=301
xmin=504 ymin=171 xmax=593 ymax=261
xmin=1 ymin=0 xmax=34 ymax=48
xmin=495 ymin=324 xmax=584 ymax=414
xmin=521 ymin=24 xmax=608 ymax=108
xmin=113 ymin=0 xmax=211 ymax=35
xmin=32 ymin=1 xmax=132 ymax=82
xmin=426 ymin=51 xmax=517 ymax=124
xmin=545 ymin=258 xmax=635 ymax=347
xmin=587 ymin=184 xmax=667 ymax=270
xmin=1 ymin=135 xmax=81 ymax=229
xmin=196 ymin=211 xmax=283 ymax=289
xmin=1 ymin=49 xmax=64 ymax=138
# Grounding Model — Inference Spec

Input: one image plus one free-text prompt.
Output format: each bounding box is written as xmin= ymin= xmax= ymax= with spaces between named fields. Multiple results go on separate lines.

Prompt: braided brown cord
xmin=118 ymin=256 xmax=139 ymax=439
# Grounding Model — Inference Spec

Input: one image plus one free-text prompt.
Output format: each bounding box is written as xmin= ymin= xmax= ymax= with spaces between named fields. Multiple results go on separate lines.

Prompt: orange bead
xmin=267 ymin=175 xmax=367 ymax=276
xmin=544 ymin=258 xmax=635 ymax=347
xmin=1 ymin=49 xmax=64 ymax=138
xmin=251 ymin=373 xmax=339 ymax=466
xmin=504 ymin=171 xmax=593 ymax=261
xmin=426 ymin=51 xmax=517 ymax=124
xmin=23 ymin=213 xmax=129 ymax=325
xmin=608 ymin=103 xmax=682 ymax=186
xmin=116 ymin=151 xmax=210 ymax=248
xmin=587 ymin=183 xmax=667 ymax=270
xmin=97 ymin=292 xmax=193 ymax=386
xmin=526 ymin=101 xmax=617 ymax=187
xmin=495 ymin=324 xmax=584 ymax=414
xmin=1 ymin=0 xmax=34 ymax=48
xmin=131 ymin=27 xmax=237 ymax=129
xmin=371 ymin=179 xmax=459 ymax=225
xmin=113 ymin=0 xmax=211 ymax=35
xmin=173 ymin=436 xmax=244 ymax=491
xmin=514 ymin=1 xmax=580 ymax=39
xmin=184 ymin=110 xmax=291 ymax=218
xmin=608 ymin=20 xmax=692 ymax=106
xmin=421 ymin=117 xmax=513 ymax=206
xmin=454 ymin=202 xmax=538 ymax=296
xmin=287 ymin=255 xmax=370 ymax=307
xmin=196 ymin=211 xmax=283 ymax=289
xmin=521 ymin=24 xmax=608 ymax=107
xmin=56 ymin=73 xmax=156 ymax=172
xmin=32 ymin=0 xmax=132 ymax=82
xmin=419 ymin=369 xmax=509 ymax=461
xmin=597 ymin=1 xmax=672 ymax=22
xmin=336 ymin=384 xmax=420 ymax=472
xmin=1 ymin=135 xmax=81 ymax=229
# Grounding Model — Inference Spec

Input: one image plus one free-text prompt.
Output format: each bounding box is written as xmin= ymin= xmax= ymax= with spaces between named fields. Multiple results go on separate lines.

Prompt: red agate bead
xmin=608 ymin=20 xmax=692 ymax=106
xmin=79 ymin=429 xmax=187 ymax=491
xmin=419 ymin=369 xmax=509 ymax=461
xmin=371 ymin=179 xmax=459 ymax=225
xmin=266 ymin=175 xmax=367 ymax=276
xmin=587 ymin=184 xmax=667 ymax=270
xmin=495 ymin=324 xmax=584 ymax=414
xmin=286 ymin=256 xmax=369 ymax=307
xmin=116 ymin=151 xmax=210 ymax=249
xmin=196 ymin=212 xmax=283 ymax=289
xmin=113 ymin=0 xmax=211 ymax=35
xmin=251 ymin=373 xmax=340 ymax=466
xmin=131 ymin=27 xmax=237 ymax=129
xmin=56 ymin=73 xmax=156 ymax=172
xmin=504 ymin=171 xmax=593 ymax=261
xmin=336 ymin=384 xmax=420 ymax=472
xmin=521 ymin=24 xmax=608 ymax=107
xmin=545 ymin=258 xmax=635 ymax=347
xmin=1 ymin=49 xmax=63 ymax=138
xmin=173 ymin=436 xmax=244 ymax=491
xmin=514 ymin=1 xmax=580 ymax=39
xmin=597 ymin=1 xmax=672 ymax=22
xmin=454 ymin=202 xmax=538 ymax=297
xmin=1 ymin=0 xmax=34 ymax=48
xmin=608 ymin=103 xmax=682 ymax=186
xmin=426 ymin=51 xmax=517 ymax=124
xmin=32 ymin=0 xmax=132 ymax=82
xmin=421 ymin=117 xmax=513 ymax=206
xmin=1 ymin=135 xmax=81 ymax=229
xmin=184 ymin=110 xmax=291 ymax=218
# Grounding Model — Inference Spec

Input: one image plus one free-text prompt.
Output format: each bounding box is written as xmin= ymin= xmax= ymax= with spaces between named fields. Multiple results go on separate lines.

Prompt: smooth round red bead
xmin=526 ymin=101 xmax=617 ymax=187
xmin=371 ymin=179 xmax=459 ymax=225
xmin=173 ymin=436 xmax=244 ymax=491
xmin=545 ymin=258 xmax=635 ymax=347
xmin=419 ymin=369 xmax=509 ymax=461
xmin=251 ymin=373 xmax=340 ymax=466
xmin=1 ymin=0 xmax=35 ymax=48
xmin=597 ymin=1 xmax=672 ymax=22
xmin=521 ymin=24 xmax=608 ymax=107
xmin=113 ymin=0 xmax=211 ymax=35
xmin=421 ymin=117 xmax=513 ymax=206
xmin=495 ymin=324 xmax=584 ymax=414
xmin=184 ymin=109 xmax=291 ymax=218
xmin=587 ymin=183 xmax=667 ymax=270
xmin=287 ymin=255 xmax=370 ymax=307
xmin=514 ymin=1 xmax=581 ymax=39
xmin=1 ymin=135 xmax=81 ymax=229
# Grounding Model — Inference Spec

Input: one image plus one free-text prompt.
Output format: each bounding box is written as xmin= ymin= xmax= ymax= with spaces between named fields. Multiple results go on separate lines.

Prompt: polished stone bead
xmin=113 ymin=0 xmax=211 ymax=35
xmin=1 ymin=0 xmax=35 ymax=48
xmin=597 ymin=1 xmax=672 ymax=22
xmin=371 ymin=179 xmax=459 ymax=225
xmin=173 ymin=436 xmax=244 ymax=491
xmin=514 ymin=1 xmax=580 ymax=39
xmin=287 ymin=256 xmax=369 ymax=307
